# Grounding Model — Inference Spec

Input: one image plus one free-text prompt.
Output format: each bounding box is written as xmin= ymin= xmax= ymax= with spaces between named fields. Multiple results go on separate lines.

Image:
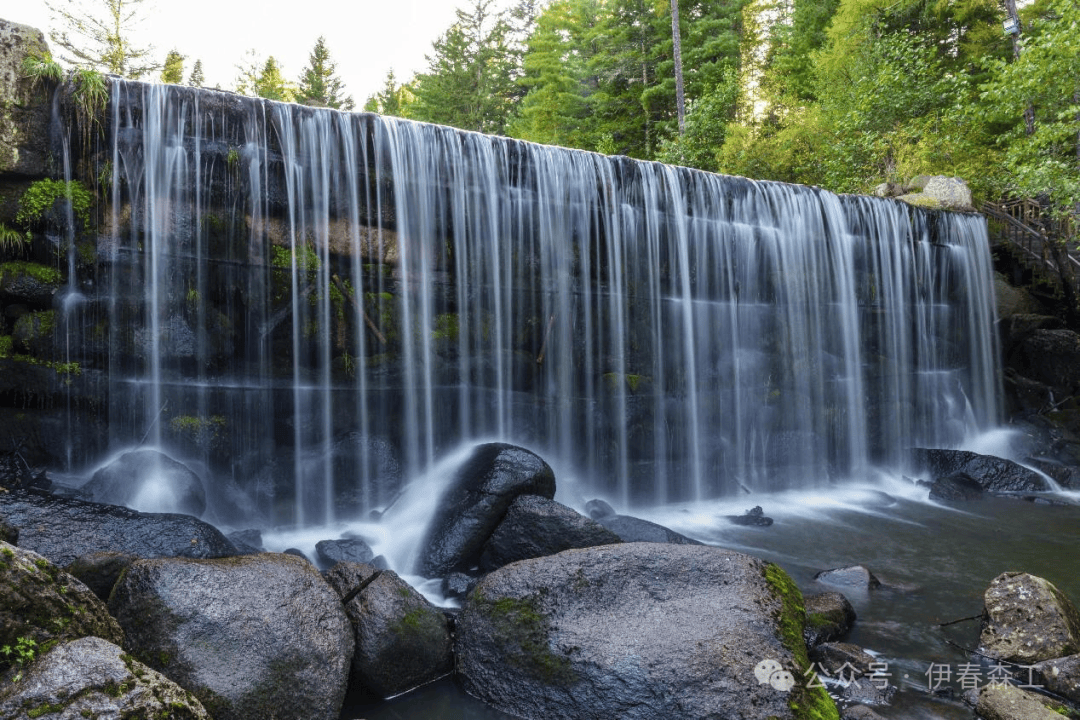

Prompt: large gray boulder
xmin=108 ymin=553 xmax=354 ymax=720
xmin=0 ymin=541 xmax=122 ymax=659
xmin=0 ymin=487 xmax=236 ymax=565
xmin=416 ymin=442 xmax=556 ymax=576
xmin=325 ymin=562 xmax=453 ymax=698
xmin=1032 ymin=654 xmax=1080 ymax=704
xmin=82 ymin=448 xmax=207 ymax=517
xmin=804 ymin=592 xmax=857 ymax=648
xmin=975 ymin=683 xmax=1073 ymax=720
xmin=456 ymin=542 xmax=835 ymax=720
xmin=0 ymin=19 xmax=52 ymax=179
xmin=0 ymin=636 xmax=210 ymax=719
xmin=479 ymin=494 xmax=621 ymax=571
xmin=979 ymin=572 xmax=1080 ymax=664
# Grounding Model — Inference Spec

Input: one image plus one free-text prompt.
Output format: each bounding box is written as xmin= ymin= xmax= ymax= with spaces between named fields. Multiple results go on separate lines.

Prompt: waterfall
xmin=76 ymin=80 xmax=1000 ymax=524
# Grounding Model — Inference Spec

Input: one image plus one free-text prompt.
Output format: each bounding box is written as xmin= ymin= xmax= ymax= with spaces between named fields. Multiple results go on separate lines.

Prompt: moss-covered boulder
xmin=11 ymin=308 xmax=56 ymax=357
xmin=0 ymin=636 xmax=210 ymax=719
xmin=0 ymin=540 xmax=123 ymax=673
xmin=975 ymin=682 xmax=1075 ymax=720
xmin=803 ymin=592 xmax=857 ymax=648
xmin=324 ymin=562 xmax=453 ymax=698
xmin=456 ymin=542 xmax=838 ymax=720
xmin=979 ymin=572 xmax=1080 ymax=664
xmin=0 ymin=262 xmax=61 ymax=306
xmin=108 ymin=552 xmax=354 ymax=720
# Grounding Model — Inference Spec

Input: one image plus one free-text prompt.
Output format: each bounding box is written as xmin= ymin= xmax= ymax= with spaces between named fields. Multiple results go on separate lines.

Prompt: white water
xmin=73 ymin=80 xmax=1002 ymax=527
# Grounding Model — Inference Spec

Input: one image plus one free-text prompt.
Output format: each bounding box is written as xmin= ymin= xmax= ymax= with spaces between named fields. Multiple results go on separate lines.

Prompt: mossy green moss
xmin=0 ymin=261 xmax=63 ymax=285
xmin=762 ymin=563 xmax=840 ymax=720
xmin=16 ymin=179 xmax=94 ymax=231
xmin=432 ymin=313 xmax=459 ymax=342
xmin=478 ymin=593 xmax=575 ymax=686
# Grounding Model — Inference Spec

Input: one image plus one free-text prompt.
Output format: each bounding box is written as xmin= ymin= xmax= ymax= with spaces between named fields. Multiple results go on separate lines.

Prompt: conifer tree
xmin=160 ymin=49 xmax=184 ymax=84
xmin=187 ymin=59 xmax=205 ymax=87
xmin=45 ymin=0 xmax=159 ymax=78
xmin=296 ymin=37 xmax=355 ymax=110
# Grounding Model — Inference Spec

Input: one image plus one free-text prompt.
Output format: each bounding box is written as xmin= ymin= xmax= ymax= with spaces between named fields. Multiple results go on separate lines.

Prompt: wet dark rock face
xmin=0 ymin=488 xmax=237 ymax=566
xmin=416 ymin=443 xmax=556 ymax=576
xmin=109 ymin=553 xmax=354 ymax=720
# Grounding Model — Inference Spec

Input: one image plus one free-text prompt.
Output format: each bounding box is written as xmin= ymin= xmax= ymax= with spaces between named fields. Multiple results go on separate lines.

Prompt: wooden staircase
xmin=982 ymin=198 xmax=1080 ymax=305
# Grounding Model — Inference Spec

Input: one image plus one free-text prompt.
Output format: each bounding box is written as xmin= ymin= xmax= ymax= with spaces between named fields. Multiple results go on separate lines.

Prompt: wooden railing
xmin=982 ymin=199 xmax=1080 ymax=303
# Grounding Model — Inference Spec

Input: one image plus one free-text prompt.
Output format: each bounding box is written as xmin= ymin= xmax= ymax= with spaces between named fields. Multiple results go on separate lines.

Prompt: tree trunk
xmin=670 ymin=0 xmax=686 ymax=136
xmin=1003 ymin=0 xmax=1035 ymax=135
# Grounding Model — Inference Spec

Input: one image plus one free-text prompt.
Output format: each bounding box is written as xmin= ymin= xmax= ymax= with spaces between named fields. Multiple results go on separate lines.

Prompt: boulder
xmin=456 ymin=542 xmax=836 ymax=720
xmin=910 ymin=448 xmax=1049 ymax=493
xmin=63 ymin=550 xmax=140 ymax=601
xmin=415 ymin=442 xmax=556 ymax=576
xmin=922 ymin=176 xmax=973 ymax=210
xmin=0 ymin=541 xmax=123 ymax=661
xmin=0 ymin=19 xmax=52 ymax=179
xmin=82 ymin=448 xmax=207 ymax=517
xmin=479 ymin=495 xmax=621 ymax=571
xmin=814 ymin=565 xmax=881 ymax=591
xmin=726 ymin=505 xmax=774 ymax=526
xmin=596 ymin=514 xmax=703 ymax=545
xmin=0 ymin=636 xmax=210 ymax=719
xmin=809 ymin=642 xmax=877 ymax=678
xmin=108 ymin=553 xmax=353 ymax=720
xmin=0 ymin=488 xmax=236 ymax=566
xmin=975 ymin=683 xmax=1073 ymax=720
xmin=315 ymin=538 xmax=374 ymax=568
xmin=1032 ymin=654 xmax=1080 ymax=704
xmin=842 ymin=706 xmax=888 ymax=720
xmin=804 ymin=592 xmax=857 ymax=647
xmin=326 ymin=563 xmax=453 ymax=698
xmin=978 ymin=572 xmax=1080 ymax=664
xmin=584 ymin=498 xmax=616 ymax=520
xmin=926 ymin=472 xmax=984 ymax=501
xmin=0 ymin=264 xmax=60 ymax=307
xmin=226 ymin=528 xmax=264 ymax=554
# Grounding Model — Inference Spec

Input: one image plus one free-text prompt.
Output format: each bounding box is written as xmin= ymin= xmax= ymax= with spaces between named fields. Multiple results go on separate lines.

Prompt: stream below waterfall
xmin=247 ymin=438 xmax=1080 ymax=720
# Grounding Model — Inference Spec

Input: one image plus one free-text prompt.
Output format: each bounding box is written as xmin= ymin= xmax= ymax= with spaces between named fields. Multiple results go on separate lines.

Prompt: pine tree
xmin=187 ymin=59 xmax=205 ymax=87
xmin=364 ymin=69 xmax=411 ymax=116
xmin=408 ymin=0 xmax=518 ymax=134
xmin=236 ymin=51 xmax=295 ymax=101
xmin=296 ymin=37 xmax=355 ymax=110
xmin=161 ymin=49 xmax=184 ymax=84
xmin=45 ymin=0 xmax=159 ymax=78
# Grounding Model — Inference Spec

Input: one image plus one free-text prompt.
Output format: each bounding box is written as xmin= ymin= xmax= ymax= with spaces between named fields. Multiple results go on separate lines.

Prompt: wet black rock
xmin=804 ymin=591 xmax=857 ymax=647
xmin=82 ymin=448 xmax=207 ymax=517
xmin=109 ymin=553 xmax=354 ymax=720
xmin=842 ymin=706 xmax=889 ymax=720
xmin=456 ymin=543 xmax=833 ymax=720
xmin=328 ymin=564 xmax=453 ymax=698
xmin=416 ymin=442 xmax=556 ymax=576
xmin=0 ymin=636 xmax=211 ymax=719
xmin=316 ymin=538 xmax=375 ymax=569
xmin=0 ymin=488 xmax=237 ymax=566
xmin=442 ymin=571 xmax=476 ymax=600
xmin=584 ymin=498 xmax=616 ymax=519
xmin=911 ymin=448 xmax=1050 ymax=493
xmin=227 ymin=528 xmax=264 ymax=554
xmin=726 ymin=505 xmax=774 ymax=526
xmin=926 ymin=472 xmax=985 ymax=501
xmin=810 ymin=642 xmax=878 ymax=678
xmin=596 ymin=514 xmax=703 ymax=545
xmin=479 ymin=495 xmax=621 ymax=571
xmin=63 ymin=550 xmax=140 ymax=602
xmin=0 ymin=541 xmax=123 ymax=656
xmin=814 ymin=565 xmax=882 ymax=591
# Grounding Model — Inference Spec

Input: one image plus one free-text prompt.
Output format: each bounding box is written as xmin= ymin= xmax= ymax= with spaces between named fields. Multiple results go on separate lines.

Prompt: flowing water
xmin=50 ymin=80 xmax=1043 ymax=719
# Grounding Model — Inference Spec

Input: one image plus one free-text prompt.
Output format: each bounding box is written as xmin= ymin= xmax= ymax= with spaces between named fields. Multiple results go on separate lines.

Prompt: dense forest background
xmin=35 ymin=0 xmax=1080 ymax=219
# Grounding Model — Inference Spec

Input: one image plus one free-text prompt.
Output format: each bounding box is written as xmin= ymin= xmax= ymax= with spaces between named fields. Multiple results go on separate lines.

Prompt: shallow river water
xmin=319 ymin=472 xmax=1080 ymax=720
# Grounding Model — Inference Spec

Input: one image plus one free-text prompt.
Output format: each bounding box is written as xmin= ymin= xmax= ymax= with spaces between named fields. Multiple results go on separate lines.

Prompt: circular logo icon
xmin=754 ymin=659 xmax=783 ymax=685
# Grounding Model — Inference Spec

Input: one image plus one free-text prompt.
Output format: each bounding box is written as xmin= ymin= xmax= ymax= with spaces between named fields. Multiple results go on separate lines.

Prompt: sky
xmin=7 ymin=0 xmax=515 ymax=103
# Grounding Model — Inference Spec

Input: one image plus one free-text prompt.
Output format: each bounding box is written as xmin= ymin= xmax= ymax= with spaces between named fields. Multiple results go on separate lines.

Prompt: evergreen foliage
xmin=160 ymin=49 xmax=184 ymax=84
xmin=187 ymin=59 xmax=205 ymax=87
xmin=296 ymin=37 xmax=355 ymax=110
xmin=44 ymin=0 xmax=159 ymax=79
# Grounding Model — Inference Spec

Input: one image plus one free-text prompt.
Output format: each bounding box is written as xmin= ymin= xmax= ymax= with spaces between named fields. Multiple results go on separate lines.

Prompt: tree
xmin=670 ymin=0 xmax=685 ymax=135
xmin=363 ymin=69 xmax=413 ymax=116
xmin=235 ymin=51 xmax=295 ymax=101
xmin=296 ymin=37 xmax=355 ymax=110
xmin=187 ymin=59 xmax=205 ymax=87
xmin=160 ymin=49 xmax=184 ymax=84
xmin=408 ymin=0 xmax=518 ymax=134
xmin=45 ymin=0 xmax=159 ymax=78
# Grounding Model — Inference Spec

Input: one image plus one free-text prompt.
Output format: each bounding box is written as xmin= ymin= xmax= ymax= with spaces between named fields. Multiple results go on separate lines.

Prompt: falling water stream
xmin=50 ymin=80 xmax=1054 ymax=719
